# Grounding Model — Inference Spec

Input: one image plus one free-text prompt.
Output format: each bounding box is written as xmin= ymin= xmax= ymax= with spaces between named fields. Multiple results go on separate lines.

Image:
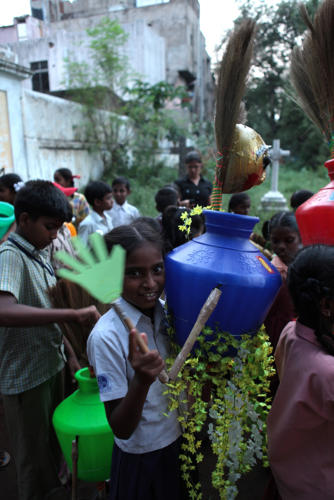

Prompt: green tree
xmin=229 ymin=0 xmax=328 ymax=168
xmin=123 ymin=79 xmax=190 ymax=181
xmin=64 ymin=18 xmax=130 ymax=173
xmin=64 ymin=18 xmax=129 ymax=111
xmin=64 ymin=17 xmax=190 ymax=181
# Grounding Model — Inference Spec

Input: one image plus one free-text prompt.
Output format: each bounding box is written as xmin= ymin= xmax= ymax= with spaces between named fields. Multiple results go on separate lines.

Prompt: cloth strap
xmin=8 ymin=236 xmax=54 ymax=277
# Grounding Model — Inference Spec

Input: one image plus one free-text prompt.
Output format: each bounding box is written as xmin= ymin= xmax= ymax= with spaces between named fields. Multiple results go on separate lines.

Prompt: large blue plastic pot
xmin=165 ymin=210 xmax=281 ymax=346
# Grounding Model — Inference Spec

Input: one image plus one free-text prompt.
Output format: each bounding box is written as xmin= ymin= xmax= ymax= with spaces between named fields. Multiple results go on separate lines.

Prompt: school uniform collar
xmin=8 ymin=232 xmax=54 ymax=276
xmin=117 ymin=296 xmax=165 ymax=330
xmin=185 ymin=174 xmax=205 ymax=183
xmin=90 ymin=209 xmax=112 ymax=224
xmin=9 ymin=232 xmax=49 ymax=259
xmin=113 ymin=201 xmax=129 ymax=211
xmin=295 ymin=320 xmax=320 ymax=347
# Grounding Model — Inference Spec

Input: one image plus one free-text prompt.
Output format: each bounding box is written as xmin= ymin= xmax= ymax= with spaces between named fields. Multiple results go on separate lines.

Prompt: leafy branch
xmin=164 ymin=323 xmax=274 ymax=499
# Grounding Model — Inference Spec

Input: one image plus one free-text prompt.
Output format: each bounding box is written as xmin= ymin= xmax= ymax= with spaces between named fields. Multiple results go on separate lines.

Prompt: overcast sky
xmin=199 ymin=1 xmax=240 ymax=61
xmin=1 ymin=0 xmax=242 ymax=60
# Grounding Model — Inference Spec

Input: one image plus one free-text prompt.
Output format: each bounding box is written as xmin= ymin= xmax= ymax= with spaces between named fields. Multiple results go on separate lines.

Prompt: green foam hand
xmin=55 ymin=232 xmax=125 ymax=304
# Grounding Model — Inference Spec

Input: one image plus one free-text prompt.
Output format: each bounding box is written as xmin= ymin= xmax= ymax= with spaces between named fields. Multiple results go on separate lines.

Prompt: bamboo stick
xmin=168 ymin=286 xmax=222 ymax=381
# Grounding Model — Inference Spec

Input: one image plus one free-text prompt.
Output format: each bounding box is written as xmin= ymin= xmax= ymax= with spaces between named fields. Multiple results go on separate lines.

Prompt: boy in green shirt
xmin=0 ymin=180 xmax=100 ymax=500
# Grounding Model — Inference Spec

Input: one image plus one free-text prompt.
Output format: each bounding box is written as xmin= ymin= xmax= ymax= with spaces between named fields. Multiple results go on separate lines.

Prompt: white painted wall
xmin=8 ymin=18 xmax=165 ymax=93
xmin=22 ymin=89 xmax=104 ymax=186
xmin=123 ymin=21 xmax=165 ymax=88
xmin=0 ymin=52 xmax=172 ymax=187
xmin=0 ymin=65 xmax=29 ymax=177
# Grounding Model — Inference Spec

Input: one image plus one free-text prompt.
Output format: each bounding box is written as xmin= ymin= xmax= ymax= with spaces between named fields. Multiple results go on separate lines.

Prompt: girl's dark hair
xmin=0 ymin=173 xmax=23 ymax=191
xmin=84 ymin=181 xmax=112 ymax=206
xmin=262 ymin=220 xmax=270 ymax=241
xmin=228 ymin=192 xmax=250 ymax=212
xmin=268 ymin=211 xmax=299 ymax=236
xmin=132 ymin=216 xmax=161 ymax=234
xmin=54 ymin=168 xmax=74 ymax=187
xmin=288 ymin=245 xmax=334 ymax=355
xmin=104 ymin=221 xmax=164 ymax=257
xmin=14 ymin=180 xmax=72 ymax=222
xmin=185 ymin=151 xmax=202 ymax=164
xmin=155 ymin=186 xmax=179 ymax=213
xmin=290 ymin=190 xmax=314 ymax=210
xmin=162 ymin=206 xmax=204 ymax=253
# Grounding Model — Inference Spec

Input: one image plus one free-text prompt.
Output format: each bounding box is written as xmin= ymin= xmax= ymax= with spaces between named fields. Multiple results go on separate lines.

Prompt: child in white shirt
xmin=109 ymin=177 xmax=140 ymax=227
xmin=87 ymin=222 xmax=182 ymax=499
xmin=78 ymin=181 xmax=113 ymax=243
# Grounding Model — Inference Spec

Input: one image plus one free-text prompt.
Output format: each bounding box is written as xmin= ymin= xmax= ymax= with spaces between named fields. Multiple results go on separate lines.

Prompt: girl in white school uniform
xmin=87 ymin=222 xmax=183 ymax=500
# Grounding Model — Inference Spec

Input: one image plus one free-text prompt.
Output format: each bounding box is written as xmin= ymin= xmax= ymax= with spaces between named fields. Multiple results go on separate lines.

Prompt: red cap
xmin=53 ymin=182 xmax=77 ymax=197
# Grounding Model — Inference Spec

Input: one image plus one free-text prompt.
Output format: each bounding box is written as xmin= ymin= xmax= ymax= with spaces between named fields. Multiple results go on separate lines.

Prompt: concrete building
xmin=0 ymin=15 xmax=166 ymax=95
xmin=0 ymin=0 xmax=215 ymax=121
xmin=0 ymin=48 xmax=30 ymax=176
xmin=0 ymin=0 xmax=215 ymax=181
xmin=22 ymin=88 xmax=105 ymax=184
xmin=0 ymin=47 xmax=106 ymax=183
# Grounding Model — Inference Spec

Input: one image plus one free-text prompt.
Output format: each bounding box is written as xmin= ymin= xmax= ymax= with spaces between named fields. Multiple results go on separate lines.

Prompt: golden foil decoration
xmin=216 ymin=124 xmax=270 ymax=194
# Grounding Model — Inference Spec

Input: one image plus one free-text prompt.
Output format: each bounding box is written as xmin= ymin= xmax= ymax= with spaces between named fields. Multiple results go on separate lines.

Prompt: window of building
xmin=30 ymin=61 xmax=50 ymax=93
xmin=16 ymin=17 xmax=28 ymax=40
xmin=31 ymin=8 xmax=44 ymax=20
xmin=17 ymin=23 xmax=27 ymax=40
xmin=136 ymin=0 xmax=169 ymax=7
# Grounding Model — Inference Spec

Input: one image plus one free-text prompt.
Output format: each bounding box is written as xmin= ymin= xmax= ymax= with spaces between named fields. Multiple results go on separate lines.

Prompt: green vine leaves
xmin=164 ymin=324 xmax=274 ymax=500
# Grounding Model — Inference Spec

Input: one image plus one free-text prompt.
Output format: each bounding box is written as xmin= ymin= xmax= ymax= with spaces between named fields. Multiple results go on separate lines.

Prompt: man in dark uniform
xmin=174 ymin=151 xmax=212 ymax=208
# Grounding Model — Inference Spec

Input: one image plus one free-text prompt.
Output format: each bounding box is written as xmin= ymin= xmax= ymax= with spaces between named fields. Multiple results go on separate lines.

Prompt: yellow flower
xmin=190 ymin=205 xmax=203 ymax=216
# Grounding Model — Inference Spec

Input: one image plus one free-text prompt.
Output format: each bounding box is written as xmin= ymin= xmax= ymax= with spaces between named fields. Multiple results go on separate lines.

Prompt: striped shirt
xmin=0 ymin=233 xmax=64 ymax=395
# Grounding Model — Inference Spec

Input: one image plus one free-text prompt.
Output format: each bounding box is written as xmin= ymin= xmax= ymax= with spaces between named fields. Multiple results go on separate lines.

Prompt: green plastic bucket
xmin=0 ymin=202 xmax=15 ymax=239
xmin=53 ymin=367 xmax=114 ymax=482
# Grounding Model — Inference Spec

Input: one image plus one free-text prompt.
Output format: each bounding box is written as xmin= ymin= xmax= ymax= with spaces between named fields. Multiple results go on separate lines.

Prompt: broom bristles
xmin=290 ymin=0 xmax=334 ymax=142
xmin=290 ymin=46 xmax=325 ymax=134
xmin=215 ymin=19 xmax=256 ymax=185
xmin=49 ymin=279 xmax=110 ymax=365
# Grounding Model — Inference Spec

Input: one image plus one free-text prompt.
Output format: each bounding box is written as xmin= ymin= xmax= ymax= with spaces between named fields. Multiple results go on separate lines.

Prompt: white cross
xmin=270 ymin=139 xmax=290 ymax=192
xmin=259 ymin=139 xmax=290 ymax=211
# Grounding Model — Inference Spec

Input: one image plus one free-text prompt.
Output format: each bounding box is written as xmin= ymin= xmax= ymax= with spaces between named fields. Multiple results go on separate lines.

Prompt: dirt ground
xmin=0 ymin=396 xmax=270 ymax=500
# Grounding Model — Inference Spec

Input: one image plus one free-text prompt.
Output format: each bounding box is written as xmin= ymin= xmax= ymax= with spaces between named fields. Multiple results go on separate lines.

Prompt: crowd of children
xmin=0 ymin=163 xmax=203 ymax=498
xmin=1 ymin=159 xmax=333 ymax=500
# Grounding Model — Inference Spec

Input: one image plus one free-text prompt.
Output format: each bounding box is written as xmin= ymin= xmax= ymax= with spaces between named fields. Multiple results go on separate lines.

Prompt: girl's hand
xmin=128 ymin=329 xmax=165 ymax=386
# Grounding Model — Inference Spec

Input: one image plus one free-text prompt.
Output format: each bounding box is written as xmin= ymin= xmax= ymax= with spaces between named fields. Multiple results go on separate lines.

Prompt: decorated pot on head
xmin=296 ymin=158 xmax=334 ymax=245
xmin=216 ymin=124 xmax=271 ymax=194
